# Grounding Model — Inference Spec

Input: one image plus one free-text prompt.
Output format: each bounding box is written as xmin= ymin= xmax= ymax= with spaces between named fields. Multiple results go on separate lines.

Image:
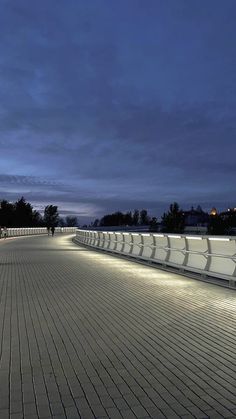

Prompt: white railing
xmin=3 ymin=227 xmax=77 ymax=237
xmin=75 ymin=229 xmax=236 ymax=288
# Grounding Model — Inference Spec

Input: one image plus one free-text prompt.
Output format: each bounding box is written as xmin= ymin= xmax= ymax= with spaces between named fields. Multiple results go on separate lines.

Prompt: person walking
xmin=3 ymin=226 xmax=8 ymax=239
xmin=51 ymin=226 xmax=55 ymax=236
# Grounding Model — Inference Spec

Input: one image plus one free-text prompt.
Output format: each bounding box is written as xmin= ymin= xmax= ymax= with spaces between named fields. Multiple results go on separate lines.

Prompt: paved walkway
xmin=1 ymin=234 xmax=236 ymax=419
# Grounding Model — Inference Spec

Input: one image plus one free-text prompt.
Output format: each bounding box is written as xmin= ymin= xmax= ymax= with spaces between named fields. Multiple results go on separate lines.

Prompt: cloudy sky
xmin=1 ymin=0 xmax=236 ymax=222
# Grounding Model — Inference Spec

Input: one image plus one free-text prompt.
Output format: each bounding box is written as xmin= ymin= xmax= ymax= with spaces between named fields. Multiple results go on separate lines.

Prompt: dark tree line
xmin=99 ymin=209 xmax=153 ymax=227
xmin=95 ymin=205 xmax=187 ymax=232
xmin=1 ymin=196 xmax=235 ymax=234
xmin=0 ymin=197 xmax=43 ymax=227
xmin=93 ymin=202 xmax=236 ymax=235
xmin=0 ymin=197 xmax=78 ymax=228
xmin=208 ymin=211 xmax=236 ymax=235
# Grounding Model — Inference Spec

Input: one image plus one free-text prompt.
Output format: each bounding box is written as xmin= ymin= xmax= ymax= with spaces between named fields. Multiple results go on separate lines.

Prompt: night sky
xmin=1 ymin=1 xmax=236 ymax=223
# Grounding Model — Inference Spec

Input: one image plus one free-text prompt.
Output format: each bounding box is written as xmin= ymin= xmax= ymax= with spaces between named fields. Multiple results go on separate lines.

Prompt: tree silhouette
xmin=65 ymin=216 xmax=78 ymax=227
xmin=93 ymin=219 xmax=99 ymax=228
xmin=132 ymin=209 xmax=139 ymax=225
xmin=14 ymin=197 xmax=34 ymax=227
xmin=124 ymin=211 xmax=133 ymax=226
xmin=207 ymin=214 xmax=227 ymax=235
xmin=162 ymin=202 xmax=185 ymax=233
xmin=140 ymin=209 xmax=149 ymax=225
xmin=0 ymin=197 xmax=42 ymax=227
xmin=149 ymin=217 xmax=158 ymax=232
xmin=44 ymin=205 xmax=59 ymax=228
xmin=99 ymin=212 xmax=120 ymax=226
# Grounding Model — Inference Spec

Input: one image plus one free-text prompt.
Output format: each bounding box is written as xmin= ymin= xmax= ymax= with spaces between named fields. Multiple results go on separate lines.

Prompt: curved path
xmin=1 ymin=234 xmax=236 ymax=419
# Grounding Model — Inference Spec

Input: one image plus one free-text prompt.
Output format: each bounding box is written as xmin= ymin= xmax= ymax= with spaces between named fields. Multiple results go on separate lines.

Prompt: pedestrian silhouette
xmin=3 ymin=226 xmax=8 ymax=239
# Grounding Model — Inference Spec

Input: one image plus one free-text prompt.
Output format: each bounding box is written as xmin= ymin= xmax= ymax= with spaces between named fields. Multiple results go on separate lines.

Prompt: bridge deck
xmin=0 ymin=234 xmax=236 ymax=419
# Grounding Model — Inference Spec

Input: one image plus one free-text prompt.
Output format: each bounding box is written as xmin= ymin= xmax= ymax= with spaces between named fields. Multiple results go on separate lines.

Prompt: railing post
xmin=139 ymin=234 xmax=144 ymax=257
xmin=204 ymin=238 xmax=212 ymax=273
xmin=182 ymin=236 xmax=189 ymax=267
xmin=165 ymin=235 xmax=171 ymax=263
xmin=150 ymin=234 xmax=156 ymax=259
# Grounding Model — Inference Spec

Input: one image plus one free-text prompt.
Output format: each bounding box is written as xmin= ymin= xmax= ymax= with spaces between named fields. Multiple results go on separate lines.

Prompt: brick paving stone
xmin=99 ymin=395 xmax=116 ymax=409
xmin=93 ymin=385 xmax=109 ymax=398
xmin=168 ymin=403 xmax=190 ymax=416
xmin=10 ymin=400 xmax=23 ymax=415
xmin=76 ymin=408 xmax=94 ymax=419
xmin=85 ymin=391 xmax=100 ymax=406
xmin=138 ymin=397 xmax=156 ymax=410
xmin=114 ymin=397 xmax=130 ymax=410
xmin=131 ymin=404 xmax=149 ymax=417
xmin=50 ymin=401 xmax=65 ymax=416
xmin=117 ymin=383 xmax=132 ymax=396
xmin=37 ymin=403 xmax=52 ymax=418
xmin=64 ymin=405 xmax=80 ymax=418
xmin=0 ymin=410 xmax=10 ymax=419
xmin=23 ymin=402 xmax=38 ymax=417
xmin=107 ymin=386 xmax=123 ymax=398
xmin=145 ymin=406 xmax=166 ymax=418
xmin=1 ymin=234 xmax=236 ymax=419
xmin=203 ymin=410 xmax=223 ymax=418
xmin=0 ymin=397 xmax=10 ymax=410
xmin=184 ymin=405 xmax=206 ymax=417
xmin=10 ymin=413 xmax=24 ymax=419
xmin=61 ymin=393 xmax=76 ymax=408
xmin=75 ymin=397 xmax=90 ymax=408
xmin=120 ymin=409 xmax=137 ymax=419
xmin=90 ymin=404 xmax=107 ymax=417
xmin=122 ymin=393 xmax=140 ymax=408
xmin=105 ymin=407 xmax=123 ymax=418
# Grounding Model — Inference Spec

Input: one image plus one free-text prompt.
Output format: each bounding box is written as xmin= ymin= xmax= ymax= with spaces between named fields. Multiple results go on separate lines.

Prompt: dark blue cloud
xmin=0 ymin=0 xmax=236 ymax=222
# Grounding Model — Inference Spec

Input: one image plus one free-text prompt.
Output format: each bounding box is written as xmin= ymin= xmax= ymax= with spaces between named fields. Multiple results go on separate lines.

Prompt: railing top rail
xmin=77 ymin=229 xmax=235 ymax=241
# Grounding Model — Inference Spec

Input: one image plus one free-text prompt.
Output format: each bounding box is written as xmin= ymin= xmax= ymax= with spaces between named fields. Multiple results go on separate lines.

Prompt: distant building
xmin=183 ymin=206 xmax=209 ymax=227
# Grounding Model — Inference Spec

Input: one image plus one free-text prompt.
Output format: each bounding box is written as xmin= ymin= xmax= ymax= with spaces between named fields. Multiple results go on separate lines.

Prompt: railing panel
xmin=142 ymin=234 xmax=154 ymax=258
xmin=152 ymin=235 xmax=168 ymax=262
xmin=122 ymin=233 xmax=132 ymax=254
xmin=103 ymin=232 xmax=110 ymax=249
xmin=97 ymin=232 xmax=104 ymax=248
xmin=115 ymin=233 xmax=123 ymax=252
xmin=108 ymin=233 xmax=117 ymax=250
xmin=131 ymin=234 xmax=142 ymax=256
xmin=209 ymin=257 xmax=235 ymax=276
xmin=84 ymin=232 xmax=90 ymax=245
xmin=187 ymin=237 xmax=208 ymax=253
xmin=209 ymin=239 xmax=236 ymax=256
xmin=168 ymin=250 xmax=186 ymax=265
xmin=168 ymin=236 xmax=186 ymax=249
xmin=85 ymin=231 xmax=91 ymax=244
xmin=186 ymin=254 xmax=207 ymax=270
xmin=93 ymin=232 xmax=100 ymax=247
